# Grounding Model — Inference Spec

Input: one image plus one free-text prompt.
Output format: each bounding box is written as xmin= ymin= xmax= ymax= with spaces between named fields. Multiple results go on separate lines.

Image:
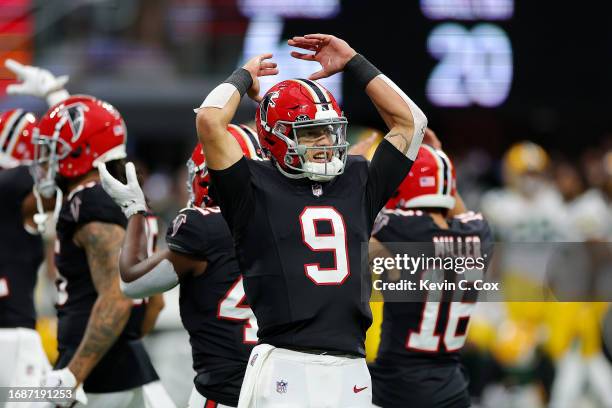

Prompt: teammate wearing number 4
xmin=369 ymin=140 xmax=493 ymax=408
xmin=98 ymin=124 xmax=264 ymax=408
xmin=196 ymin=33 xmax=427 ymax=407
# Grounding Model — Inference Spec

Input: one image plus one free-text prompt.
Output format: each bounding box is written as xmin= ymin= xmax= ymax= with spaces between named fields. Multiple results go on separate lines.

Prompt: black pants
xmin=370 ymin=361 xmax=471 ymax=408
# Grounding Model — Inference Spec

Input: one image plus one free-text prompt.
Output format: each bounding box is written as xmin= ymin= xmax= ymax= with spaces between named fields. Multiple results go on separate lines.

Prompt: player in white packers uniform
xmin=477 ymin=142 xmax=569 ymax=405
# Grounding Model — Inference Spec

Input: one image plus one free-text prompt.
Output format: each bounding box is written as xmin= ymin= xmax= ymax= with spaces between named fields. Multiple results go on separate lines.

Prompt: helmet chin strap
xmin=32 ymin=185 xmax=63 ymax=234
xmin=303 ymin=156 xmax=344 ymax=182
xmin=276 ymin=144 xmax=347 ymax=181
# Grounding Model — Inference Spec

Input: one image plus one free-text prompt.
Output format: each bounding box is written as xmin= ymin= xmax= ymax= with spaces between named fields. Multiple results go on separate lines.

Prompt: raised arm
xmin=361 ymin=66 xmax=426 ymax=158
xmin=5 ymin=58 xmax=70 ymax=106
xmin=289 ymin=34 xmax=427 ymax=160
xmin=195 ymin=54 xmax=278 ymax=171
xmin=98 ymin=162 xmax=206 ymax=299
xmin=117 ymin=214 xmax=205 ymax=298
xmin=68 ymin=222 xmax=132 ymax=384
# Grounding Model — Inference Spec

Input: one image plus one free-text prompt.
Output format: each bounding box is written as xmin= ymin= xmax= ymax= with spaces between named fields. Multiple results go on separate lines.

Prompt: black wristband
xmin=223 ymin=68 xmax=253 ymax=97
xmin=344 ymin=53 xmax=382 ymax=89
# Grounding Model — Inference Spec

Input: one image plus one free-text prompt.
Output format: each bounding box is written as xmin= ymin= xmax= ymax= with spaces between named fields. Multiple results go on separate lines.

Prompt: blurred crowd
xmin=452 ymin=138 xmax=612 ymax=408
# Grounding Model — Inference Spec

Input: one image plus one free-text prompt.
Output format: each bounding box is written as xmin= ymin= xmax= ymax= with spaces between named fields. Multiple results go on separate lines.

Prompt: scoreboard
xmin=264 ymin=0 xmax=611 ymax=151
xmin=0 ymin=0 xmax=609 ymax=152
xmin=421 ymin=0 xmax=513 ymax=108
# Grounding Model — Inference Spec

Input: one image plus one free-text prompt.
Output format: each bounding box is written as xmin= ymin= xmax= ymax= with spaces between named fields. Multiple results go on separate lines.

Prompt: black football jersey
xmin=372 ymin=209 xmax=493 ymax=364
xmin=0 ymin=166 xmax=43 ymax=329
xmin=54 ymin=182 xmax=158 ymax=393
xmin=166 ymin=206 xmax=255 ymax=407
xmin=209 ymin=140 xmax=413 ymax=356
xmin=370 ymin=209 xmax=492 ymax=408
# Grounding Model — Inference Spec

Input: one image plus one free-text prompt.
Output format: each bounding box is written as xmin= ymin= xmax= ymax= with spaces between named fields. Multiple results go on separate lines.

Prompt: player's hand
xmin=98 ymin=161 xmax=147 ymax=218
xmin=348 ymin=132 xmax=379 ymax=158
xmin=423 ymin=128 xmax=442 ymax=150
xmin=288 ymin=34 xmax=357 ymax=80
xmin=41 ymin=368 xmax=88 ymax=407
xmin=242 ymin=53 xmax=279 ymax=103
xmin=4 ymin=59 xmax=70 ymax=106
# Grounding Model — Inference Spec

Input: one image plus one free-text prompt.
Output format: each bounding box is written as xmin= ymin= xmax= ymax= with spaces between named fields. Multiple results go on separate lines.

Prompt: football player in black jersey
xmin=369 ymin=142 xmax=494 ymax=408
xmin=0 ymin=108 xmax=54 ymax=397
xmin=195 ymin=33 xmax=427 ymax=407
xmin=0 ymin=59 xmax=73 ymax=396
xmin=97 ymin=124 xmax=264 ymax=408
xmin=32 ymin=95 xmax=174 ymax=407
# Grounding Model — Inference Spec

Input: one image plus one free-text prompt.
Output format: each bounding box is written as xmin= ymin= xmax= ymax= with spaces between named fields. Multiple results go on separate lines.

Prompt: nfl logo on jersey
xmin=276 ymin=379 xmax=288 ymax=394
xmin=312 ymin=183 xmax=323 ymax=197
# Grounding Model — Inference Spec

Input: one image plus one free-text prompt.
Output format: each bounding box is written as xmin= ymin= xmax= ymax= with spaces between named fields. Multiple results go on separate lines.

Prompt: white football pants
xmin=238 ymin=344 xmax=372 ymax=408
xmin=73 ymin=380 xmax=176 ymax=408
xmin=0 ymin=327 xmax=51 ymax=408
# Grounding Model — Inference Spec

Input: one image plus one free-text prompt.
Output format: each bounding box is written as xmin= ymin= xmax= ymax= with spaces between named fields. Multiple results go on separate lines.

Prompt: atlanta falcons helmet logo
xmin=59 ymin=102 xmax=89 ymax=143
xmin=171 ymin=213 xmax=187 ymax=237
xmin=259 ymin=91 xmax=280 ymax=132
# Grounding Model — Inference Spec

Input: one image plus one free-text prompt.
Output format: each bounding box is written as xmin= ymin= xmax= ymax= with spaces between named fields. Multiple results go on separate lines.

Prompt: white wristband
xmin=194 ymin=83 xmax=239 ymax=113
xmin=122 ymin=202 xmax=147 ymax=219
xmin=46 ymin=89 xmax=70 ymax=107
xmin=120 ymin=259 xmax=179 ymax=298
xmin=378 ymin=74 xmax=427 ymax=160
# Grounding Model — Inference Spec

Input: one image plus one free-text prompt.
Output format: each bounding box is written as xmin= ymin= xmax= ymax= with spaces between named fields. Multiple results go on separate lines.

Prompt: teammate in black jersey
xmin=195 ymin=33 xmax=427 ymax=407
xmin=0 ymin=107 xmax=54 ymax=394
xmin=369 ymin=142 xmax=493 ymax=408
xmin=0 ymin=59 xmax=74 ymax=394
xmin=98 ymin=124 xmax=264 ymax=408
xmin=32 ymin=94 xmax=173 ymax=407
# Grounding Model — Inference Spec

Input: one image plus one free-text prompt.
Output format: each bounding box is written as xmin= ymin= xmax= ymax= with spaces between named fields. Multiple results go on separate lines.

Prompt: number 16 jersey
xmin=209 ymin=140 xmax=413 ymax=356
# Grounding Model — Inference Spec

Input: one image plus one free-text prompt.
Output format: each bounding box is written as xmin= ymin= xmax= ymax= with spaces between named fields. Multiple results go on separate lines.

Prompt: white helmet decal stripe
xmin=437 ymin=149 xmax=453 ymax=196
xmin=0 ymin=110 xmax=24 ymax=154
xmin=5 ymin=114 xmax=29 ymax=157
xmin=301 ymin=78 xmax=332 ymax=112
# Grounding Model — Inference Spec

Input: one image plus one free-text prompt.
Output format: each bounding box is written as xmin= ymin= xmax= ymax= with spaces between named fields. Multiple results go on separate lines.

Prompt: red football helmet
xmin=256 ymin=79 xmax=348 ymax=181
xmin=32 ymin=95 xmax=127 ymax=195
xmin=187 ymin=124 xmax=264 ymax=207
xmin=386 ymin=144 xmax=457 ymax=210
xmin=0 ymin=109 xmax=37 ymax=168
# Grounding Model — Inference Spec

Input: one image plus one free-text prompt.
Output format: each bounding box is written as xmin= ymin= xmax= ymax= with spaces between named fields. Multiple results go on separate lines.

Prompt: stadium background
xmin=1 ymin=0 xmax=611 ymax=407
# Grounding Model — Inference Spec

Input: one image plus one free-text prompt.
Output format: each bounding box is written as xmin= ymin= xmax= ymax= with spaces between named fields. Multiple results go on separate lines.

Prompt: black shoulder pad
xmin=166 ymin=207 xmax=229 ymax=260
xmin=68 ymin=183 xmax=126 ymax=228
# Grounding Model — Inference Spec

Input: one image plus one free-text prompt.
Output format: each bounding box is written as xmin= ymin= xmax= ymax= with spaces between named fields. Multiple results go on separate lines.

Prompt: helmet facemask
xmin=186 ymin=156 xmax=210 ymax=208
xmin=30 ymin=123 xmax=70 ymax=233
xmin=31 ymin=116 xmax=72 ymax=199
xmin=271 ymin=117 xmax=348 ymax=182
